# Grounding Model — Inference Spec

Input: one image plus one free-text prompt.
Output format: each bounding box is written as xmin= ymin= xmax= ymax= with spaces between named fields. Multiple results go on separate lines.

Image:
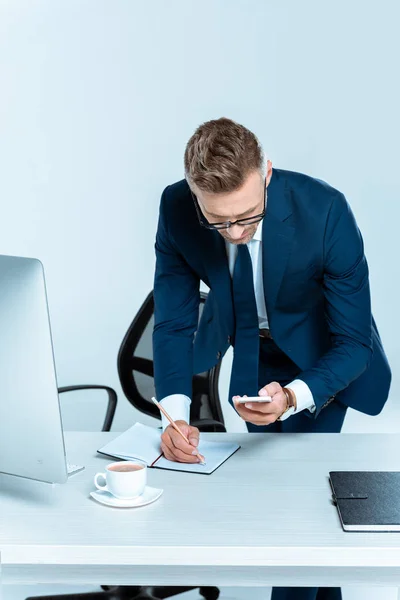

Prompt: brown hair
xmin=184 ymin=117 xmax=264 ymax=194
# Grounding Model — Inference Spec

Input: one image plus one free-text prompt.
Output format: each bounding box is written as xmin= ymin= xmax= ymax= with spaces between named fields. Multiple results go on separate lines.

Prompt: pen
xmin=151 ymin=397 xmax=206 ymax=465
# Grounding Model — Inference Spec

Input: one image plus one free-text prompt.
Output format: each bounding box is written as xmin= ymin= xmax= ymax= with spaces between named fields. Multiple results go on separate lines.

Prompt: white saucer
xmin=90 ymin=486 xmax=163 ymax=508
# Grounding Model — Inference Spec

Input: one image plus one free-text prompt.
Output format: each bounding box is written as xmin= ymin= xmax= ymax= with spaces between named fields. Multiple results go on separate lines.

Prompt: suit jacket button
xmin=216 ymin=351 xmax=222 ymax=360
xmin=227 ymin=336 xmax=231 ymax=344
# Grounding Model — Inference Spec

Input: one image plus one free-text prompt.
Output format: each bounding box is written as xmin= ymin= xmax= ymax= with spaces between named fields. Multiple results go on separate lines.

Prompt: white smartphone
xmin=235 ymin=396 xmax=273 ymax=404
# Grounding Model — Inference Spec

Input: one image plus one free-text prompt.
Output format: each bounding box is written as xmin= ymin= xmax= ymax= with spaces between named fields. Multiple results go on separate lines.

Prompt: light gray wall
xmin=0 ymin=0 xmax=398 ymax=433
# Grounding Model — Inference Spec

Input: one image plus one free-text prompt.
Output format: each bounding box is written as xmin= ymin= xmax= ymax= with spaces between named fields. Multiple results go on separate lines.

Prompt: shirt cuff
xmin=279 ymin=379 xmax=316 ymax=421
xmin=159 ymin=394 xmax=191 ymax=430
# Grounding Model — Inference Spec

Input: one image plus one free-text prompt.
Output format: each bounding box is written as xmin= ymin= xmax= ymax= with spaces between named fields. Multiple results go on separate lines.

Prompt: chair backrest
xmin=117 ymin=290 xmax=225 ymax=426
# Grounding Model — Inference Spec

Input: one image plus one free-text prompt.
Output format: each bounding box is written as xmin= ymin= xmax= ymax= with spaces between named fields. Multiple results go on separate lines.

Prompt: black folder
xmin=329 ymin=471 xmax=400 ymax=532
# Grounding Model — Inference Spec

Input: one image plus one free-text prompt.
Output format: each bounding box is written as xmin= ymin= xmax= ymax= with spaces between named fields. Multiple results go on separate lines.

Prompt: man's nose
xmin=228 ymin=223 xmax=245 ymax=239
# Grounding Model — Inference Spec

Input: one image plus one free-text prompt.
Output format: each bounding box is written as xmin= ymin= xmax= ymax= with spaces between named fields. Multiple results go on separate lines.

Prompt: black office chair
xmin=117 ymin=290 xmax=225 ymax=432
xmin=27 ymin=290 xmax=223 ymax=600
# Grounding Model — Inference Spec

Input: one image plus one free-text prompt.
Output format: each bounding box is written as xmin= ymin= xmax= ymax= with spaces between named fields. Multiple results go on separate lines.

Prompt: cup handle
xmin=94 ymin=472 xmax=108 ymax=491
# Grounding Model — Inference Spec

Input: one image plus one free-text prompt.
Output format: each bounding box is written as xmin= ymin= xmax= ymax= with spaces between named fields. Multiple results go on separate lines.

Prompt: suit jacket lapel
xmin=200 ymin=227 xmax=235 ymax=336
xmin=262 ymin=170 xmax=295 ymax=318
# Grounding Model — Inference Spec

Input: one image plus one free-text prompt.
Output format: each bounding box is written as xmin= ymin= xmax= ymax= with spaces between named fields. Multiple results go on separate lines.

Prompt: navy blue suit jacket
xmin=153 ymin=168 xmax=391 ymax=418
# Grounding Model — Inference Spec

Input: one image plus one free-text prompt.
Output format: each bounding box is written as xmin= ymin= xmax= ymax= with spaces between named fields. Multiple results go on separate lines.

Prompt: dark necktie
xmin=228 ymin=243 xmax=260 ymax=404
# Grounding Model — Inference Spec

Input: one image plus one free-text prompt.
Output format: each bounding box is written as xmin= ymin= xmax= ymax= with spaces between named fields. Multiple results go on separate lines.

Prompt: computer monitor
xmin=0 ymin=254 xmax=77 ymax=484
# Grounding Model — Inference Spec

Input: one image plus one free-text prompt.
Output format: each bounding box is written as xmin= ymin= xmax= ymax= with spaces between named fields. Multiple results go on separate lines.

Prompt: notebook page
xmin=154 ymin=439 xmax=240 ymax=474
xmin=97 ymin=422 xmax=161 ymax=465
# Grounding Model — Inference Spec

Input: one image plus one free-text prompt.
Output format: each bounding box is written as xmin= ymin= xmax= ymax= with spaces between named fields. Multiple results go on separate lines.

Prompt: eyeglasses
xmin=190 ymin=178 xmax=267 ymax=230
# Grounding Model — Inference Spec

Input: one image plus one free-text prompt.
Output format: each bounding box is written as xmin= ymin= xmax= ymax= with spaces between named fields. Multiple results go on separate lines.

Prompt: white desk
xmin=1 ymin=432 xmax=400 ymax=588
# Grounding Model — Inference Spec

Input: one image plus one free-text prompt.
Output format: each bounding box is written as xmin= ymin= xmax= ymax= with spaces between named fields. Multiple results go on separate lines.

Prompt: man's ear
xmin=265 ymin=160 xmax=273 ymax=186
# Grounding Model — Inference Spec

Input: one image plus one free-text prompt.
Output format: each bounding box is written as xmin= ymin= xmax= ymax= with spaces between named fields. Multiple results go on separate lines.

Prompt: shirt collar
xmin=252 ymin=219 xmax=263 ymax=242
xmin=250 ymin=185 xmax=267 ymax=243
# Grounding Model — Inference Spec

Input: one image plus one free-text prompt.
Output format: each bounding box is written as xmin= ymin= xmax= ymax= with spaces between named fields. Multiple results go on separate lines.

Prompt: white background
xmin=0 ymin=0 xmax=398 ymax=436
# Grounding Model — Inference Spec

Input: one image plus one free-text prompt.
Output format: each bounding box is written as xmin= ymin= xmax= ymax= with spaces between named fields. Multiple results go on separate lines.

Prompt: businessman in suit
xmin=152 ymin=117 xmax=391 ymax=600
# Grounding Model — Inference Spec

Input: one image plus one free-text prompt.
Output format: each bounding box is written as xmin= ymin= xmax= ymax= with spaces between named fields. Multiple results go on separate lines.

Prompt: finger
xmin=233 ymin=397 xmax=252 ymax=411
xmin=241 ymin=408 xmax=276 ymax=426
xmin=234 ymin=396 xmax=270 ymax=413
xmin=259 ymin=381 xmax=282 ymax=397
xmin=162 ymin=442 xmax=201 ymax=463
xmin=161 ymin=441 xmax=184 ymax=463
xmin=242 ymin=401 xmax=276 ymax=414
xmin=234 ymin=398 xmax=273 ymax=421
xmin=169 ymin=428 xmax=199 ymax=456
xmin=245 ymin=391 xmax=287 ymax=416
xmin=188 ymin=426 xmax=200 ymax=447
xmin=233 ymin=397 xmax=247 ymax=415
xmin=162 ymin=423 xmax=196 ymax=454
xmin=160 ymin=431 xmax=176 ymax=456
xmin=248 ymin=415 xmax=276 ymax=426
xmin=172 ymin=421 xmax=199 ymax=449
xmin=160 ymin=442 xmax=175 ymax=462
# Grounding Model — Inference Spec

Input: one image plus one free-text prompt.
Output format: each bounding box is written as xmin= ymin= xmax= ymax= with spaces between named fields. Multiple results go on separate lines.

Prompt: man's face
xmin=193 ymin=161 xmax=272 ymax=245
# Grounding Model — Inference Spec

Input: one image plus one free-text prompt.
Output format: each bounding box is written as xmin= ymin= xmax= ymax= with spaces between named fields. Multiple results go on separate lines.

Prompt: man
xmin=152 ymin=117 xmax=391 ymax=600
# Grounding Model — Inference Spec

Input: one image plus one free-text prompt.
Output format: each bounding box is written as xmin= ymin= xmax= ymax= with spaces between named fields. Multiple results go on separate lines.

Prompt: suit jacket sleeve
xmin=297 ymin=192 xmax=373 ymax=417
xmin=153 ymin=185 xmax=200 ymax=401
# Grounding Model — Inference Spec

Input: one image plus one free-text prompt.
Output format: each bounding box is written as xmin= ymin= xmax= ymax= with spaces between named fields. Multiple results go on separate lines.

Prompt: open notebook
xmin=97 ymin=423 xmax=240 ymax=475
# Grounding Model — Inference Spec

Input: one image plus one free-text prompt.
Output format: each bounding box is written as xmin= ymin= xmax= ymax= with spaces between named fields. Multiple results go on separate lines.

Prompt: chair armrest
xmin=190 ymin=418 xmax=226 ymax=433
xmin=58 ymin=385 xmax=118 ymax=432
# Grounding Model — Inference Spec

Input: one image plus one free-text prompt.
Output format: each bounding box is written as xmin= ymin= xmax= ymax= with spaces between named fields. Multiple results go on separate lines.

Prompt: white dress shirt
xmin=160 ymin=221 xmax=316 ymax=429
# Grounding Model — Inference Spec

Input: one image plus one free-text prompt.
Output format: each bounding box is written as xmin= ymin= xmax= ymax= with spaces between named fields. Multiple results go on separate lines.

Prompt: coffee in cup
xmin=94 ymin=461 xmax=147 ymax=499
xmin=108 ymin=463 xmax=144 ymax=473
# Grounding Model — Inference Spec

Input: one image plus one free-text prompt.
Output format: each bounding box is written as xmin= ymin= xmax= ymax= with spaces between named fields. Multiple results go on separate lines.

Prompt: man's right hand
xmin=160 ymin=420 xmax=201 ymax=463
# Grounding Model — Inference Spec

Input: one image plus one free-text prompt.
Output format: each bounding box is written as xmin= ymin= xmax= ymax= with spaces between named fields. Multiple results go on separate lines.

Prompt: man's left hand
xmin=233 ymin=382 xmax=289 ymax=425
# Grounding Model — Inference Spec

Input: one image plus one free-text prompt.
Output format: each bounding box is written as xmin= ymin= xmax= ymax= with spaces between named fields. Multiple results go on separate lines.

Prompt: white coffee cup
xmin=94 ymin=461 xmax=147 ymax=499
